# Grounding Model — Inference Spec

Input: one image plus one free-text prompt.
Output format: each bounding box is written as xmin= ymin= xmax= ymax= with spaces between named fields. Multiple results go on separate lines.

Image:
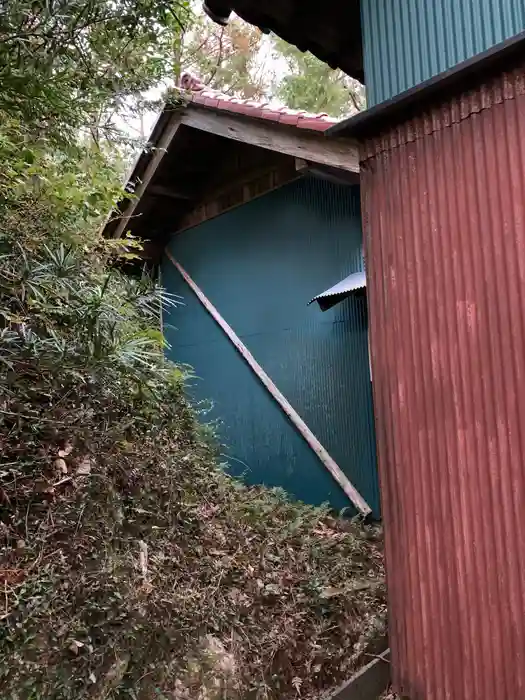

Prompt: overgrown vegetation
xmin=0 ymin=2 xmax=385 ymax=698
xmin=0 ymin=0 xmax=189 ymax=144
xmin=271 ymin=38 xmax=365 ymax=117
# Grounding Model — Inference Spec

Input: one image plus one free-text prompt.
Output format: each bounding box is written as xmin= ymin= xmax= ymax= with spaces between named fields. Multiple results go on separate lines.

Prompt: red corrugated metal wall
xmin=362 ymin=65 xmax=525 ymax=700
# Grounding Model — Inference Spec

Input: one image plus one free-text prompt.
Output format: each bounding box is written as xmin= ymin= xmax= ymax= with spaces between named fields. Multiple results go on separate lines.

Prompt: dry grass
xmin=0 ymin=222 xmax=386 ymax=700
xmin=0 ymin=387 xmax=386 ymax=700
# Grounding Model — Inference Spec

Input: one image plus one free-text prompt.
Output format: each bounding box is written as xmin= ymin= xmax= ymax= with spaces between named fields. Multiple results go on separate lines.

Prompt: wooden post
xmin=165 ymin=251 xmax=372 ymax=517
xmin=112 ymin=113 xmax=182 ymax=239
xmin=324 ymin=650 xmax=391 ymax=700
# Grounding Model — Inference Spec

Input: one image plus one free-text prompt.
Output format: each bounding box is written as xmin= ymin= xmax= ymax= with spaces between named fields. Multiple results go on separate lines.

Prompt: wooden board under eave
xmin=178 ymin=158 xmax=298 ymax=232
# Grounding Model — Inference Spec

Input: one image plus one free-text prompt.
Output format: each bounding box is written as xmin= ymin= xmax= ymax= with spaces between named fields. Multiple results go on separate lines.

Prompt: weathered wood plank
xmin=112 ymin=113 xmax=183 ymax=239
xmin=181 ymin=108 xmax=360 ymax=174
xmin=178 ymin=160 xmax=298 ymax=232
xmin=325 ymin=650 xmax=391 ymax=700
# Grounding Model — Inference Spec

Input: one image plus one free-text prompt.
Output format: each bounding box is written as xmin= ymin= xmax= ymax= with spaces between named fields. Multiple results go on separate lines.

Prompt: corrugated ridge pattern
xmin=163 ymin=177 xmax=380 ymax=515
xmin=361 ymin=0 xmax=525 ymax=105
xmin=361 ymin=68 xmax=525 ymax=698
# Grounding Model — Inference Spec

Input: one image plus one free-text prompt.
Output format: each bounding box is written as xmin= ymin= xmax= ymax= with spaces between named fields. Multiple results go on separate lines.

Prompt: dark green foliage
xmin=0 ymin=0 xmax=190 ymax=144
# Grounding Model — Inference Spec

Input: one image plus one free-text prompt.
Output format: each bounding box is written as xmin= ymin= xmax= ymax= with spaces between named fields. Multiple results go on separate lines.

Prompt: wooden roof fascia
xmin=179 ymin=105 xmax=360 ymax=175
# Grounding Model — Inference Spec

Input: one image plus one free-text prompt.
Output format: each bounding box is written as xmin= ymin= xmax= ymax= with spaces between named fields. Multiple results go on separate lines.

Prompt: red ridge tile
xmin=180 ymin=72 xmax=340 ymax=132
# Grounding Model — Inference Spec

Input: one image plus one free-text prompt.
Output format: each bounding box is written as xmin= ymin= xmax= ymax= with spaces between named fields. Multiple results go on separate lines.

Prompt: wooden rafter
xmin=111 ymin=113 xmax=183 ymax=239
xmin=149 ymin=184 xmax=193 ymax=200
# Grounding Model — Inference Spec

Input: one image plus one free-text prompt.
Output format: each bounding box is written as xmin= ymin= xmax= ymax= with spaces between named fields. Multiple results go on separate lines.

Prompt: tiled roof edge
xmin=179 ymin=71 xmax=343 ymax=131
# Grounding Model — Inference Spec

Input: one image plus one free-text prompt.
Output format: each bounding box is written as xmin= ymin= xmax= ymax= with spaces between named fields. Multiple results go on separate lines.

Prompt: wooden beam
xmin=165 ymin=251 xmax=372 ymax=517
xmin=149 ymin=184 xmax=193 ymax=200
xmin=296 ymin=158 xmax=360 ymax=186
xmin=203 ymin=162 xmax=288 ymax=201
xmin=325 ymin=650 xmax=391 ymax=700
xmin=112 ymin=113 xmax=183 ymax=239
xmin=175 ymin=160 xmax=298 ymax=234
xmin=180 ymin=107 xmax=360 ymax=174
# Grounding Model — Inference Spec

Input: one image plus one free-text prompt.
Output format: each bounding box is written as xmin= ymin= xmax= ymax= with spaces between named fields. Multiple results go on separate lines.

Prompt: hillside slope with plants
xmin=0 ymin=2 xmax=385 ymax=698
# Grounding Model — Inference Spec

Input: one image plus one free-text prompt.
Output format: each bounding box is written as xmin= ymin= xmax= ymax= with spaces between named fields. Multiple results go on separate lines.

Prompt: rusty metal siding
xmin=361 ymin=0 xmax=525 ymax=105
xmin=361 ymin=65 xmax=525 ymax=699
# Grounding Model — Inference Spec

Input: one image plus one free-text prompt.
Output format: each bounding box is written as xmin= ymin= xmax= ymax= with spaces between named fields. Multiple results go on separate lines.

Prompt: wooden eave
xmin=103 ymin=102 xmax=360 ymax=250
xmin=179 ymin=103 xmax=359 ymax=175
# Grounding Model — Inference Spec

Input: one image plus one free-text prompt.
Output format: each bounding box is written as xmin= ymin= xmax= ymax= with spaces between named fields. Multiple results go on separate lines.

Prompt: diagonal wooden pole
xmin=165 ymin=250 xmax=372 ymax=517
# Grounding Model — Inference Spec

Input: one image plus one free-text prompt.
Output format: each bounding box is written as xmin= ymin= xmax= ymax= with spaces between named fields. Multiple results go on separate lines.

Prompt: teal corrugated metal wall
xmin=361 ymin=0 xmax=525 ymax=105
xmin=162 ymin=177 xmax=379 ymax=516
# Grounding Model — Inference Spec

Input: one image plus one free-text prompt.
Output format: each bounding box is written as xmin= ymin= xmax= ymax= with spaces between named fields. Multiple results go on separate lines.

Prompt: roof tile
xmin=298 ymin=119 xmax=330 ymax=131
xmin=179 ymin=72 xmax=341 ymax=132
xmin=260 ymin=110 xmax=283 ymax=122
xmin=278 ymin=113 xmax=300 ymax=126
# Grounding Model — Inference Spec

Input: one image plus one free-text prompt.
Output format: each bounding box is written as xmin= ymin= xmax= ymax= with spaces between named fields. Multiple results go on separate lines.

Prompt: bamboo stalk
xmin=165 ymin=250 xmax=372 ymax=517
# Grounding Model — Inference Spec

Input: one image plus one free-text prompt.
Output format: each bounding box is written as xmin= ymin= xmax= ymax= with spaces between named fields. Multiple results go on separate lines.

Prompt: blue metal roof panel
xmin=361 ymin=0 xmax=525 ymax=105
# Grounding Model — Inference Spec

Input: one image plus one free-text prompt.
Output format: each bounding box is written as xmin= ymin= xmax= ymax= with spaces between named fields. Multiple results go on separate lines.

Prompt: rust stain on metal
xmin=361 ymin=64 xmax=525 ymax=700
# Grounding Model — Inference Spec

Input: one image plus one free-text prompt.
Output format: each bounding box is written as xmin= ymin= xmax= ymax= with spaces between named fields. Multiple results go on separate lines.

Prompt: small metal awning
xmin=309 ymin=270 xmax=366 ymax=311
